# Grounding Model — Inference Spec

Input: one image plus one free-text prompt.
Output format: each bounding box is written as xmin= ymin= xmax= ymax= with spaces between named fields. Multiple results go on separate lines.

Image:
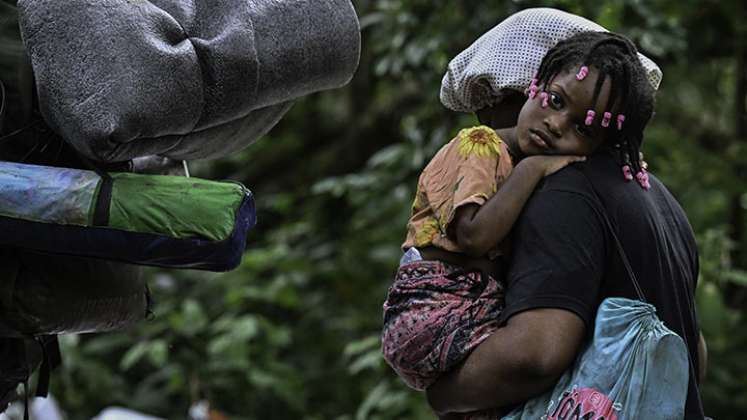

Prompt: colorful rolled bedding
xmin=0 ymin=161 xmax=255 ymax=271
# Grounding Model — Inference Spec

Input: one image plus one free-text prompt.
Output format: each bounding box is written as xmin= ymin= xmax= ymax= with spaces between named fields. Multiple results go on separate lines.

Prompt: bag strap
xmin=68 ymin=147 xmax=114 ymax=227
xmin=0 ymin=79 xmax=6 ymax=134
xmin=581 ymin=171 xmax=704 ymax=412
xmin=580 ymin=172 xmax=647 ymax=302
xmin=34 ymin=335 xmax=60 ymax=398
xmin=604 ymin=221 xmax=647 ymax=302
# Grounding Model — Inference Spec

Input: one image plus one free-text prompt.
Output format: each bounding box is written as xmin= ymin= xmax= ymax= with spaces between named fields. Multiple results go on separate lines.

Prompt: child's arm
xmin=453 ymin=155 xmax=585 ymax=256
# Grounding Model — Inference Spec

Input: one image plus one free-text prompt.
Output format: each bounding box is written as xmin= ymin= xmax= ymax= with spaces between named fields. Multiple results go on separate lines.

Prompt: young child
xmin=381 ymin=28 xmax=657 ymax=393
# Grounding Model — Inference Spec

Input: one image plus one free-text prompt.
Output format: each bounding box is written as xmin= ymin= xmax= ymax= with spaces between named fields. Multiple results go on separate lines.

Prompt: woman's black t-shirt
xmin=499 ymin=153 xmax=704 ymax=419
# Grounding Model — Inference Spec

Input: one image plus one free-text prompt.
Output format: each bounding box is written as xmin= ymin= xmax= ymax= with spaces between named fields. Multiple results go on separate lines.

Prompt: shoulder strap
xmin=0 ymin=80 xmax=6 ymax=134
xmin=581 ymin=170 xmax=704 ymax=409
xmin=580 ymin=171 xmax=647 ymax=303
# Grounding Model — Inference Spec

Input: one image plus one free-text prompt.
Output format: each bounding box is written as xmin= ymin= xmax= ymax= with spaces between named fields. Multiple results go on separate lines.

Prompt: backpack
xmin=502 ymin=297 xmax=689 ymax=419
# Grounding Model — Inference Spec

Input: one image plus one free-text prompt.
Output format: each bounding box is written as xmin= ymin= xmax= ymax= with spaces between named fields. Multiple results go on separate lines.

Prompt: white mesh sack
xmin=441 ymin=8 xmax=662 ymax=113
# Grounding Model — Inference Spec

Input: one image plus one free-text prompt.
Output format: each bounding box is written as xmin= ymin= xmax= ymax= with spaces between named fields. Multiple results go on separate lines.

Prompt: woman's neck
xmin=495 ymin=126 xmax=523 ymax=164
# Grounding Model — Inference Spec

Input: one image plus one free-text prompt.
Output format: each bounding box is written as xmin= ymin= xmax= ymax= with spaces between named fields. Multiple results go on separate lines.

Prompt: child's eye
xmin=549 ymin=92 xmax=564 ymax=108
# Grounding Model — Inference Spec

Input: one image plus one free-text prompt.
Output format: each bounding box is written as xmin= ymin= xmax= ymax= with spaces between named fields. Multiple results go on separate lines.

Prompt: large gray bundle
xmin=17 ymin=0 xmax=361 ymax=162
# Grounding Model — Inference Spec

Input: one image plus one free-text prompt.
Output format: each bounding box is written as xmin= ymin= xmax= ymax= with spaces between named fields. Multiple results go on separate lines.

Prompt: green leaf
xmin=231 ymin=316 xmax=260 ymax=341
xmin=355 ymin=381 xmax=389 ymax=420
xmin=344 ymin=335 xmax=381 ymax=359
xmin=723 ymin=270 xmax=747 ymax=287
xmin=176 ymin=299 xmax=208 ymax=337
xmin=120 ymin=342 xmax=149 ymax=371
xmin=348 ymin=351 xmax=383 ymax=375
xmin=146 ymin=340 xmax=168 ymax=366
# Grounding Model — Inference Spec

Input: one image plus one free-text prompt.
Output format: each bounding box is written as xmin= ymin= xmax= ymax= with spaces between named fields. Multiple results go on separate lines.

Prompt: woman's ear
xmin=476 ymin=90 xmax=525 ymax=129
xmin=475 ymin=107 xmax=492 ymax=126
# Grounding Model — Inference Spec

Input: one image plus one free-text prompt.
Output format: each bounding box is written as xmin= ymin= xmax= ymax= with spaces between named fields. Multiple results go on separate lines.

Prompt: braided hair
xmin=533 ymin=31 xmax=656 ymax=188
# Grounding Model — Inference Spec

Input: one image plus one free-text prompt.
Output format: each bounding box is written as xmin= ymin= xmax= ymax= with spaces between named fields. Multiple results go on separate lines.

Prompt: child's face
xmin=515 ymin=67 xmax=612 ymax=157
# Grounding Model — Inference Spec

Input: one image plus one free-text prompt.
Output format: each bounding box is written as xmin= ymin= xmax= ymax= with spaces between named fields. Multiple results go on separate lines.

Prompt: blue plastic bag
xmin=502 ymin=297 xmax=689 ymax=420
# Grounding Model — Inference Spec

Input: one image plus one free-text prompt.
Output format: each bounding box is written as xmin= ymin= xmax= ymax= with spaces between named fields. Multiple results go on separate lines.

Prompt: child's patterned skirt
xmin=381 ymin=259 xmax=505 ymax=391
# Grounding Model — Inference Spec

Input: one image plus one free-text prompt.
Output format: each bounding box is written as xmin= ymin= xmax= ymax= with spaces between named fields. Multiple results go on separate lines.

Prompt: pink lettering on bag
xmin=547 ymin=388 xmax=618 ymax=420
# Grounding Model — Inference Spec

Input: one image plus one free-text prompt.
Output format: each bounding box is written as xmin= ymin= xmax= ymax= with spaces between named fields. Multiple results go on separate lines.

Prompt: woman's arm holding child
xmin=427 ymin=308 xmax=586 ymax=414
xmin=453 ymin=155 xmax=585 ymax=256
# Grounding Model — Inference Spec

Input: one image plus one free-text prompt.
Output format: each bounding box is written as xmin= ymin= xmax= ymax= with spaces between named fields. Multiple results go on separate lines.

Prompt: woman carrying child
xmin=381 ymin=8 xmax=670 ymax=418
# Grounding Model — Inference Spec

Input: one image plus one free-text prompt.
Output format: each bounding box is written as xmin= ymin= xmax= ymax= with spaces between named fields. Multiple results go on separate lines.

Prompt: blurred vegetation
xmin=26 ymin=0 xmax=747 ymax=418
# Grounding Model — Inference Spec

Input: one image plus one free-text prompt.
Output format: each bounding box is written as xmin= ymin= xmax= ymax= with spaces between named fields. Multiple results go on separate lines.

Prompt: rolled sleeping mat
xmin=440 ymin=7 xmax=663 ymax=113
xmin=17 ymin=0 xmax=361 ymax=162
xmin=0 ymin=161 xmax=256 ymax=271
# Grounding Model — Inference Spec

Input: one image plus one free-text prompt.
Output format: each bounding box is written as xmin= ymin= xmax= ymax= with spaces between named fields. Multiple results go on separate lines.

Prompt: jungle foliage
xmin=37 ymin=0 xmax=747 ymax=419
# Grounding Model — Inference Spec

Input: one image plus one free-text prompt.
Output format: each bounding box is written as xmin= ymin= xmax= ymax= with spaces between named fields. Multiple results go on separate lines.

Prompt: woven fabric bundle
xmin=441 ymin=8 xmax=662 ymax=113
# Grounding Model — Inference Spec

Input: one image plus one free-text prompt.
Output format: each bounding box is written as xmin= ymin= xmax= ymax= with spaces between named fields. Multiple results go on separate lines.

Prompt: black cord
xmin=0 ymin=121 xmax=38 ymax=144
xmin=0 ymin=79 xmax=6 ymax=134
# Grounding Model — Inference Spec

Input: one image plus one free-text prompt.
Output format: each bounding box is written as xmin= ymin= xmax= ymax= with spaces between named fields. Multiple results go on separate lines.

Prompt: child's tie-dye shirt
xmin=402 ymin=125 xmax=514 ymax=259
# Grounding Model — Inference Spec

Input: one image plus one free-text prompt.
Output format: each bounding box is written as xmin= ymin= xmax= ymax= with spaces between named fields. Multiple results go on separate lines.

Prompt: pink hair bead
xmin=622 ymin=165 xmax=633 ymax=181
xmin=585 ymin=110 xmax=595 ymax=126
xmin=576 ymin=65 xmax=589 ymax=81
xmin=636 ymin=170 xmax=651 ymax=190
xmin=540 ymin=91 xmax=549 ymax=108
xmin=528 ymin=75 xmax=540 ymax=99
xmin=528 ymin=84 xmax=538 ymax=99
xmin=601 ymin=112 xmax=612 ymax=128
xmin=617 ymin=114 xmax=626 ymax=130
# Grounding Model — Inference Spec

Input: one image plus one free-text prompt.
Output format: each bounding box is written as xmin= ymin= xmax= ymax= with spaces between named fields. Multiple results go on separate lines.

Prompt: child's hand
xmin=524 ymin=155 xmax=586 ymax=177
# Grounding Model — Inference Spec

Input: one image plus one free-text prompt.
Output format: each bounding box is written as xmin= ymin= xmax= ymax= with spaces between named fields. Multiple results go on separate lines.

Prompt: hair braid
xmin=533 ymin=31 xmax=656 ymax=188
